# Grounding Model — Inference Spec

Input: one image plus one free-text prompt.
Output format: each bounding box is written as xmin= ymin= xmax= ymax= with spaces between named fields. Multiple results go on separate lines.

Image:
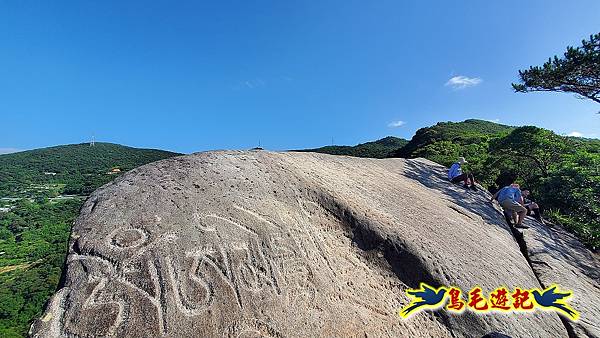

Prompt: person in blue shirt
xmin=447 ymin=157 xmax=477 ymax=190
xmin=491 ymin=183 xmax=528 ymax=229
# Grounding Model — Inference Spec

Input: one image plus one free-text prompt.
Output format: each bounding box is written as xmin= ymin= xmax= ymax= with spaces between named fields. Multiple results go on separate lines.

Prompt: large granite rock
xmin=30 ymin=151 xmax=594 ymax=337
xmin=517 ymin=218 xmax=600 ymax=337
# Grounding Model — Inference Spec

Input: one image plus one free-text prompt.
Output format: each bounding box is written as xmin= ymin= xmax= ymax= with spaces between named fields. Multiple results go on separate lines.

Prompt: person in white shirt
xmin=522 ymin=190 xmax=546 ymax=226
xmin=447 ymin=157 xmax=477 ymax=190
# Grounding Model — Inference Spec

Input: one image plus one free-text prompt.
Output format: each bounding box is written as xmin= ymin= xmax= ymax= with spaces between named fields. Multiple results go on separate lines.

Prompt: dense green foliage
xmin=394 ymin=119 xmax=514 ymax=161
xmin=0 ymin=142 xmax=179 ymax=197
xmin=394 ymin=120 xmax=599 ymax=250
xmin=488 ymin=129 xmax=599 ymax=249
xmin=512 ymin=33 xmax=600 ymax=104
xmin=0 ymin=199 xmax=80 ymax=337
xmin=299 ymin=136 xmax=408 ymax=158
xmin=0 ymin=143 xmax=181 ymax=337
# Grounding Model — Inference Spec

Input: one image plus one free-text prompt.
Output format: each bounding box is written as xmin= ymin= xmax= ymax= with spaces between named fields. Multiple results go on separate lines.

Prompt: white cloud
xmin=445 ymin=76 xmax=482 ymax=89
xmin=562 ymin=131 xmax=599 ymax=138
xmin=232 ymin=78 xmax=266 ymax=90
xmin=245 ymin=78 xmax=265 ymax=89
xmin=388 ymin=120 xmax=406 ymax=128
xmin=0 ymin=148 xmax=22 ymax=154
xmin=485 ymin=118 xmax=500 ymax=123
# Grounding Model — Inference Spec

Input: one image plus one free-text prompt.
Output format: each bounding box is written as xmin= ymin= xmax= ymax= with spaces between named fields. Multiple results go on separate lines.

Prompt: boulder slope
xmin=519 ymin=214 xmax=600 ymax=337
xmin=30 ymin=151 xmax=597 ymax=337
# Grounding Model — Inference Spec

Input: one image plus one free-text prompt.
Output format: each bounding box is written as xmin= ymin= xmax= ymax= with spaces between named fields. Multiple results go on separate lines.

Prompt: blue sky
xmin=1 ymin=0 xmax=599 ymax=154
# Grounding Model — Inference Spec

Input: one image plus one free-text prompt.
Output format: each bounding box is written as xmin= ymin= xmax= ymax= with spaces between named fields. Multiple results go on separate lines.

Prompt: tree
xmin=490 ymin=126 xmax=568 ymax=178
xmin=512 ymin=33 xmax=600 ymax=105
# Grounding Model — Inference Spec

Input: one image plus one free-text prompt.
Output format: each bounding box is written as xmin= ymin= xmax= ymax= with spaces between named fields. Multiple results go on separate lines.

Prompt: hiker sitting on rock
xmin=447 ymin=157 xmax=477 ymax=190
xmin=522 ymin=190 xmax=547 ymax=226
xmin=490 ymin=183 xmax=528 ymax=229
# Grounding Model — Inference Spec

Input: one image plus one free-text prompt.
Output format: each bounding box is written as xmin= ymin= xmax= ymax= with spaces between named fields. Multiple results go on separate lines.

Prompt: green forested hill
xmin=299 ymin=136 xmax=408 ymax=158
xmin=0 ymin=143 xmax=181 ymax=337
xmin=0 ymin=142 xmax=180 ymax=197
xmin=394 ymin=119 xmax=514 ymax=159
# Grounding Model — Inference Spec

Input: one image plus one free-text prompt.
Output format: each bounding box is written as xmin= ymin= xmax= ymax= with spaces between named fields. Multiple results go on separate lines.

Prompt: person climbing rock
xmin=522 ymin=190 xmax=548 ymax=226
xmin=448 ymin=157 xmax=477 ymax=190
xmin=491 ymin=183 xmax=528 ymax=229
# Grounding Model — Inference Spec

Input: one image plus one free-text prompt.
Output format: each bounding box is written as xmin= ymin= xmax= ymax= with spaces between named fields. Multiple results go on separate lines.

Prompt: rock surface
xmin=518 ymin=218 xmax=600 ymax=337
xmin=30 ymin=151 xmax=595 ymax=337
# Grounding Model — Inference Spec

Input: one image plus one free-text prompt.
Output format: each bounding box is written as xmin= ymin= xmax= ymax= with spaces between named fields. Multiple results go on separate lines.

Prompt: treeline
xmin=298 ymin=136 xmax=408 ymax=159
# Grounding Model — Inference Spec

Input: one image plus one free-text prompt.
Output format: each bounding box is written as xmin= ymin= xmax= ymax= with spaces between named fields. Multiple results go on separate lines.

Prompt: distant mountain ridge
xmin=0 ymin=142 xmax=181 ymax=197
xmin=393 ymin=119 xmax=515 ymax=158
xmin=298 ymin=136 xmax=408 ymax=159
xmin=298 ymin=120 xmax=514 ymax=160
